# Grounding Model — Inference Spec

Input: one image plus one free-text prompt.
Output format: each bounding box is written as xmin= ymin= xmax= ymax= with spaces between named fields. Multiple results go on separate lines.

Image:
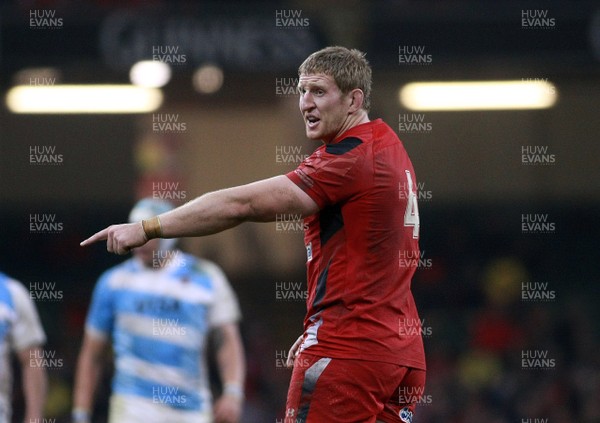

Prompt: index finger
xmin=80 ymin=227 xmax=110 ymax=247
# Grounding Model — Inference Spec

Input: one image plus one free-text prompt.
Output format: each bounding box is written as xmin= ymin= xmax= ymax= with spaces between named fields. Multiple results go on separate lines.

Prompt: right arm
xmin=72 ymin=334 xmax=109 ymax=422
xmin=81 ymin=175 xmax=319 ymax=254
xmin=160 ymin=175 xmax=318 ymax=237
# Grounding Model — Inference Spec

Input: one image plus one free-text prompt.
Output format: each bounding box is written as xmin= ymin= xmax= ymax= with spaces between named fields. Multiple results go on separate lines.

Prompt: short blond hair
xmin=299 ymin=46 xmax=372 ymax=112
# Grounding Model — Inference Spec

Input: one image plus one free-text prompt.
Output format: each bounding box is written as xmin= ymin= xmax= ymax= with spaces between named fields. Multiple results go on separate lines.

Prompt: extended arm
xmin=81 ymin=175 xmax=318 ymax=254
xmin=17 ymin=346 xmax=47 ymax=423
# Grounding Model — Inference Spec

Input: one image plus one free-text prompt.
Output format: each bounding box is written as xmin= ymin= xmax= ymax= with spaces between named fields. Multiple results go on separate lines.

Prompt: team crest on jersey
xmin=399 ymin=407 xmax=413 ymax=423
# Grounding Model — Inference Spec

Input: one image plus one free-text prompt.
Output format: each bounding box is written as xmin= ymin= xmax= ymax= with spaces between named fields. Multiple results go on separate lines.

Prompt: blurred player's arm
xmin=17 ymin=346 xmax=47 ymax=423
xmin=72 ymin=334 xmax=109 ymax=423
xmin=9 ymin=279 xmax=48 ymax=423
xmin=212 ymin=323 xmax=245 ymax=423
xmin=81 ymin=175 xmax=318 ymax=254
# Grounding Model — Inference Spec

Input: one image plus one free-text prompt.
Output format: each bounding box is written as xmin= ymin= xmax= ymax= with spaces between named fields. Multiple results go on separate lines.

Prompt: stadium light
xmin=130 ymin=61 xmax=172 ymax=88
xmin=192 ymin=64 xmax=224 ymax=94
xmin=6 ymin=85 xmax=163 ymax=114
xmin=399 ymin=80 xmax=557 ymax=111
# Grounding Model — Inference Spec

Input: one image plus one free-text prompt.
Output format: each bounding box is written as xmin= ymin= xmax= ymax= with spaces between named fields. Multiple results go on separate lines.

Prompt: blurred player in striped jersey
xmin=82 ymin=46 xmax=426 ymax=423
xmin=0 ymin=272 xmax=47 ymax=423
xmin=73 ymin=198 xmax=245 ymax=423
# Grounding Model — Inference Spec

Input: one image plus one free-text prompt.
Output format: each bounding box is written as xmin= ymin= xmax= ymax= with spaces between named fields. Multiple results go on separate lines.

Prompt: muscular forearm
xmin=159 ymin=188 xmax=250 ymax=239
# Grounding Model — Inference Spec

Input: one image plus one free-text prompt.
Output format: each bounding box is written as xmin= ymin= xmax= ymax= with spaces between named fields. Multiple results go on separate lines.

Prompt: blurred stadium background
xmin=1 ymin=0 xmax=599 ymax=422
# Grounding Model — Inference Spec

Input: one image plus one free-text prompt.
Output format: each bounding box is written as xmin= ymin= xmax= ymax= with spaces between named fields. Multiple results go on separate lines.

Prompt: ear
xmin=347 ymin=88 xmax=365 ymax=113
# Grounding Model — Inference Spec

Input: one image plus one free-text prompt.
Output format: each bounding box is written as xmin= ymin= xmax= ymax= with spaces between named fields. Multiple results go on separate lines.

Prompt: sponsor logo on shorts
xmin=399 ymin=407 xmax=413 ymax=423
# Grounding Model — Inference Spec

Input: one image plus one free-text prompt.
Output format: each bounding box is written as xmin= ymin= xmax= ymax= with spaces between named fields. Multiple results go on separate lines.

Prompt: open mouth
xmin=306 ymin=115 xmax=320 ymax=129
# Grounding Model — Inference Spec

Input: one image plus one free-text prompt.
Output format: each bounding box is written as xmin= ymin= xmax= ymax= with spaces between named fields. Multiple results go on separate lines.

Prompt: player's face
xmin=298 ymin=73 xmax=353 ymax=143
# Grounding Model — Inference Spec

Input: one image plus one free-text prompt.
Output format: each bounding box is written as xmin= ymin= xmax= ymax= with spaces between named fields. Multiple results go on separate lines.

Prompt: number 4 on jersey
xmin=403 ymin=170 xmax=420 ymax=239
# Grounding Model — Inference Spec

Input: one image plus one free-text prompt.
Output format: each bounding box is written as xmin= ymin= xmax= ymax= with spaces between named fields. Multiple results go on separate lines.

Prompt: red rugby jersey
xmin=286 ymin=119 xmax=426 ymax=369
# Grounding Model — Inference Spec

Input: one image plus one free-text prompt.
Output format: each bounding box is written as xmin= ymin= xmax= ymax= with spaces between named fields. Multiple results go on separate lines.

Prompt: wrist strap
xmin=142 ymin=216 xmax=163 ymax=239
xmin=72 ymin=408 xmax=91 ymax=422
xmin=223 ymin=382 xmax=244 ymax=399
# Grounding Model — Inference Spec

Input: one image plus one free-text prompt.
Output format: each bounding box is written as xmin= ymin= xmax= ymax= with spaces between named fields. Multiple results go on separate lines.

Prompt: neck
xmin=327 ymin=110 xmax=370 ymax=144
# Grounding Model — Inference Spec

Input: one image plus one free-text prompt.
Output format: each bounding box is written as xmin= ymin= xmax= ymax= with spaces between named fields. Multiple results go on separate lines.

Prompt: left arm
xmin=212 ymin=323 xmax=246 ymax=423
xmin=17 ymin=346 xmax=48 ymax=423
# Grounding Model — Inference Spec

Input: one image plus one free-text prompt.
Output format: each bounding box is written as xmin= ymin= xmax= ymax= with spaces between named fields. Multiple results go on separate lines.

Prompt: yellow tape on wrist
xmin=141 ymin=216 xmax=162 ymax=239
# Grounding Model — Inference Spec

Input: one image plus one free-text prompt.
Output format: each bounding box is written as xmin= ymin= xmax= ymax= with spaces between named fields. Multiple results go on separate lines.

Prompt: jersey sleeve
xmin=286 ymin=137 xmax=367 ymax=208
xmin=7 ymin=280 xmax=46 ymax=352
xmin=85 ymin=271 xmax=116 ymax=340
xmin=201 ymin=260 xmax=241 ymax=328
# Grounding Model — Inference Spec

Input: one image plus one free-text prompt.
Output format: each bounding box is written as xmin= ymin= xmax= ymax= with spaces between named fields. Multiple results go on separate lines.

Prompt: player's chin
xmin=304 ymin=128 xmax=322 ymax=141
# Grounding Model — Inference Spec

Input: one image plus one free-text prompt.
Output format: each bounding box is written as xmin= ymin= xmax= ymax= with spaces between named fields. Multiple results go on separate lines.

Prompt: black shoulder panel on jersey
xmin=325 ymin=137 xmax=363 ymax=155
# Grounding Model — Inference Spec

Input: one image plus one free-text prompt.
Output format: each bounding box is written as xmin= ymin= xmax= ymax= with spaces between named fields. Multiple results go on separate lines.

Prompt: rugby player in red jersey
xmin=82 ymin=46 xmax=426 ymax=423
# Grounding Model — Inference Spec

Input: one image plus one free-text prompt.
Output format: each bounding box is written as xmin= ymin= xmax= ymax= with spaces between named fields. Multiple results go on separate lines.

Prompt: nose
xmin=299 ymin=91 xmax=315 ymax=113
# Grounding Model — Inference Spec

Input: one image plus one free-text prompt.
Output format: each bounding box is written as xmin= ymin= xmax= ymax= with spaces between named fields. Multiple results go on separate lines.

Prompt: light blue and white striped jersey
xmin=85 ymin=252 xmax=241 ymax=420
xmin=0 ymin=272 xmax=46 ymax=423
